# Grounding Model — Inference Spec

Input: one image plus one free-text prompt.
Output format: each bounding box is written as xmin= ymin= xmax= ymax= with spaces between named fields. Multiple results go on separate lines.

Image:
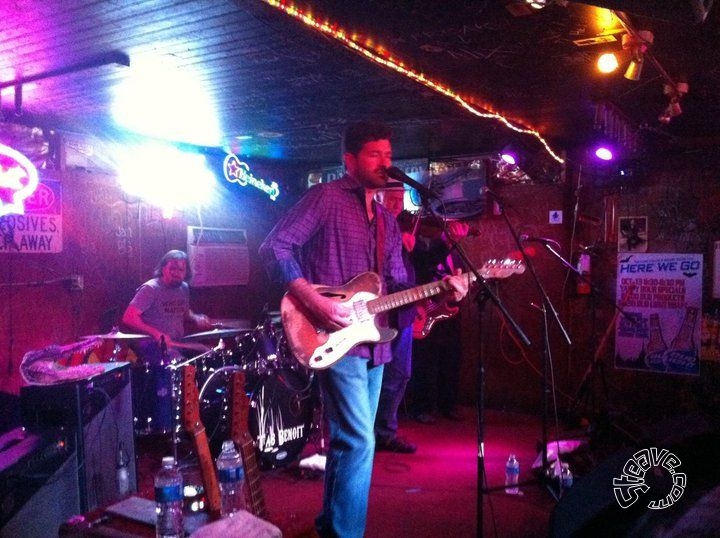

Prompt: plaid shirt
xmin=259 ymin=174 xmax=408 ymax=364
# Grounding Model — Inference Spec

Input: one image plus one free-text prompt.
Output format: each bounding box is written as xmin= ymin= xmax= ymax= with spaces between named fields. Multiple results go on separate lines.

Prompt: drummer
xmin=121 ymin=249 xmax=213 ymax=434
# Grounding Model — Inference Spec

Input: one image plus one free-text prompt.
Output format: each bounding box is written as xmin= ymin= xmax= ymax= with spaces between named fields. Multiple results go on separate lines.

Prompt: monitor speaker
xmin=20 ymin=362 xmax=137 ymax=514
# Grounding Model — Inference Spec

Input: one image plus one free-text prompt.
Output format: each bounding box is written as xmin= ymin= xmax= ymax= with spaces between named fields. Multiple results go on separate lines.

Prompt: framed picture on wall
xmin=618 ymin=216 xmax=648 ymax=253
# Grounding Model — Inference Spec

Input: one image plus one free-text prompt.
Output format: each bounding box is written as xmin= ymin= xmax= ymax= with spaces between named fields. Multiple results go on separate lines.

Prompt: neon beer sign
xmin=0 ymin=143 xmax=39 ymax=216
xmin=223 ymin=154 xmax=280 ymax=201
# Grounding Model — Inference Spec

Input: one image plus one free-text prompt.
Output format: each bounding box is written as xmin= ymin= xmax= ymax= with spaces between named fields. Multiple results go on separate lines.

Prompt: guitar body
xmin=413 ymin=298 xmax=460 ymax=339
xmin=281 ymin=272 xmax=397 ymax=369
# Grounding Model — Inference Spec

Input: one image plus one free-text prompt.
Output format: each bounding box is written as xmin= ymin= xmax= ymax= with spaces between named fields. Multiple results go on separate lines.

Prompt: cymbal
xmin=81 ymin=330 xmax=150 ymax=340
xmin=212 ymin=318 xmax=253 ymax=331
xmin=181 ymin=327 xmax=250 ymax=341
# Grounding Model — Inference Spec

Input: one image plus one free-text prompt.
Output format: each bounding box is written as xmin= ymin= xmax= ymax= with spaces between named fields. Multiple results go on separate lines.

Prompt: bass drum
xmin=248 ymin=367 xmax=314 ymax=469
xmin=199 ymin=365 xmax=314 ymax=468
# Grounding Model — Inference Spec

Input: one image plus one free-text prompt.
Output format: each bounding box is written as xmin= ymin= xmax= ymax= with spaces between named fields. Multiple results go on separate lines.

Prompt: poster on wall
xmin=615 ymin=252 xmax=702 ymax=375
xmin=0 ymin=179 xmax=63 ymax=253
xmin=618 ymin=216 xmax=648 ymax=252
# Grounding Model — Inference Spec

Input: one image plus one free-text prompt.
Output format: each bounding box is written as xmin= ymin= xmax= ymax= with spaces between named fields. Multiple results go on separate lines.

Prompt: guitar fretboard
xmin=368 ymin=273 xmax=477 ymax=314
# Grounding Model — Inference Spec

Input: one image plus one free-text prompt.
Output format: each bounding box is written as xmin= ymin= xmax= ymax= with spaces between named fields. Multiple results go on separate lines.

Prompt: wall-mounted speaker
xmin=19 ymin=363 xmax=137 ymax=517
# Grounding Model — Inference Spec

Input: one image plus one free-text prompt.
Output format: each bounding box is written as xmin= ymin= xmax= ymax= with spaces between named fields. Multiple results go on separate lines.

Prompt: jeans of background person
xmin=375 ymin=326 xmax=413 ymax=442
xmin=408 ymin=318 xmax=462 ymax=419
xmin=316 ymin=356 xmax=383 ymax=538
xmin=132 ymin=340 xmax=182 ymax=434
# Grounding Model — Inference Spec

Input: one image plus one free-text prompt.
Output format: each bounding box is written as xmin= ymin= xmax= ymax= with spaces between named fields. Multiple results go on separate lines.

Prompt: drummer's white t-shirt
xmin=129 ymin=277 xmax=189 ymax=340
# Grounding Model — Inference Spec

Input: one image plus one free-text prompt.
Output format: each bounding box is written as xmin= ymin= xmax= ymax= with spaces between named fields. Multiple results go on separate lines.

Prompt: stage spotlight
xmin=500 ymin=152 xmax=517 ymax=166
xmin=624 ymin=57 xmax=644 ymax=81
xmin=594 ymin=146 xmax=614 ymax=161
xmin=621 ymin=31 xmax=653 ymax=81
xmin=597 ymin=52 xmax=619 ymax=74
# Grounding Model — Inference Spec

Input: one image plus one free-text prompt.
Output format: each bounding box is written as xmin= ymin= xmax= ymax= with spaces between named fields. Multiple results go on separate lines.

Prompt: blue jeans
xmin=375 ymin=326 xmax=412 ymax=442
xmin=316 ymin=355 xmax=384 ymax=538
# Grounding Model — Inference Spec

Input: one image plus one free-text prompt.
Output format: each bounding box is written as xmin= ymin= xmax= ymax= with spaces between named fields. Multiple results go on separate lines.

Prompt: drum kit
xmin=82 ymin=314 xmax=317 ymax=469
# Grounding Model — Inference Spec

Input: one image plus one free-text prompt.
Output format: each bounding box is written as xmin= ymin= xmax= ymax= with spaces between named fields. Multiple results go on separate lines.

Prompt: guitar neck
xmin=368 ymin=272 xmax=476 ymax=315
xmin=182 ymin=366 xmax=222 ymax=519
xmin=230 ymin=372 xmax=268 ymax=519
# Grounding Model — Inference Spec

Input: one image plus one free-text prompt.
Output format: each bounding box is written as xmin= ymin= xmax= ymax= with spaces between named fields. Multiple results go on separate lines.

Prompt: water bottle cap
xmin=161 ymin=456 xmax=175 ymax=467
xmin=221 ymin=440 xmax=236 ymax=452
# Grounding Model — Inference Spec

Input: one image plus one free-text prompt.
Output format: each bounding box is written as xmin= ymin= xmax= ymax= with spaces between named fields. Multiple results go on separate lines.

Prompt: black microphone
xmin=519 ymin=233 xmax=560 ymax=247
xmin=385 ymin=166 xmax=438 ymax=200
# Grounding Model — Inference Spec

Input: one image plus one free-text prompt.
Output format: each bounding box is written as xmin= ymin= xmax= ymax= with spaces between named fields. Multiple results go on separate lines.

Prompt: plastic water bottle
xmin=116 ymin=441 xmax=130 ymax=497
xmin=216 ymin=440 xmax=246 ymax=517
xmin=155 ymin=456 xmax=183 ymax=538
xmin=560 ymin=462 xmax=574 ymax=490
xmin=505 ymin=454 xmax=520 ymax=495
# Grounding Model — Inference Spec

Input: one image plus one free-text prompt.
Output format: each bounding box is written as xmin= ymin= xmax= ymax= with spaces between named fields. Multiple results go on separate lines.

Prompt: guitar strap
xmin=375 ymin=202 xmax=385 ymax=279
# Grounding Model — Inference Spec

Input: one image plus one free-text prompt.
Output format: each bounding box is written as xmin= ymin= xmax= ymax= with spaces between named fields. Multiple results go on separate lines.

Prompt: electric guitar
xmin=413 ymin=296 xmax=460 ymax=339
xmin=230 ymin=370 xmax=268 ymax=520
xmin=281 ymin=258 xmax=525 ymax=369
xmin=182 ymin=364 xmax=222 ymax=520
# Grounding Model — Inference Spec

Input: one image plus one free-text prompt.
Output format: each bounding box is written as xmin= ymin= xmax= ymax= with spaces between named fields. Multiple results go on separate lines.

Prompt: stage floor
xmin=135 ymin=407 xmax=563 ymax=537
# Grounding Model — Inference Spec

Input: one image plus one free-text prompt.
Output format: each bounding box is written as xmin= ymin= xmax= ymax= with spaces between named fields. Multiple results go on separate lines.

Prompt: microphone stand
xmin=537 ymin=242 xmax=637 ymax=435
xmin=487 ymin=189 xmax=572 ymax=502
xmin=432 ymin=195 xmax=530 ymax=538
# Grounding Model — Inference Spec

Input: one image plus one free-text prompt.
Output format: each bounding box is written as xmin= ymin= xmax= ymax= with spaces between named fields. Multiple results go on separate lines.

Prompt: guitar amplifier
xmin=20 ymin=362 xmax=137 ymax=514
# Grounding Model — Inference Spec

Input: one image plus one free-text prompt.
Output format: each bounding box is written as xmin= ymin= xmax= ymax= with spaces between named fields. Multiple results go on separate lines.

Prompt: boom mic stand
xmin=485 ymin=189 xmax=572 ymax=502
xmin=537 ymin=241 xmax=637 ymax=436
xmin=409 ymin=183 xmax=531 ymax=537
xmin=441 ymin=223 xmax=531 ymax=538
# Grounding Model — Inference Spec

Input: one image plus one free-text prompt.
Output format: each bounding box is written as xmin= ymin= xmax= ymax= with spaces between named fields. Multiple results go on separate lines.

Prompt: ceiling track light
xmin=659 ymin=81 xmax=689 ymax=123
xmin=621 ymin=30 xmax=653 ymax=81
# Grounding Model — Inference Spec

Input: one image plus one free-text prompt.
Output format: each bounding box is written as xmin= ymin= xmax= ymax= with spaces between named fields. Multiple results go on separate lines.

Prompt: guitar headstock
xmin=231 ymin=371 xmax=252 ymax=443
xmin=478 ymin=258 xmax=526 ymax=279
xmin=182 ymin=365 xmax=201 ymax=434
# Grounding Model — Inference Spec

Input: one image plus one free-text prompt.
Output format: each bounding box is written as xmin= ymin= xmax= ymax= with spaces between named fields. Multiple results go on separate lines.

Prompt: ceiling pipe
xmin=0 ymin=50 xmax=129 ymax=90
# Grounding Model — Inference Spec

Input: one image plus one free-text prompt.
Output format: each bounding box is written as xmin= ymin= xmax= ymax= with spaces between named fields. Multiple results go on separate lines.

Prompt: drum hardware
xmin=167 ymin=341 xmax=225 ymax=371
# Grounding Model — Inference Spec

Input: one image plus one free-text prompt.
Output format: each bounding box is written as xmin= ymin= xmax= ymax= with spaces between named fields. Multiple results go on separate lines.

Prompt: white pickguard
xmin=308 ymin=291 xmax=395 ymax=369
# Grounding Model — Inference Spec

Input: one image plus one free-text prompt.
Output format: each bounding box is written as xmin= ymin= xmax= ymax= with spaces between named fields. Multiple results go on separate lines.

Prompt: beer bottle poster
xmin=615 ymin=253 xmax=702 ymax=375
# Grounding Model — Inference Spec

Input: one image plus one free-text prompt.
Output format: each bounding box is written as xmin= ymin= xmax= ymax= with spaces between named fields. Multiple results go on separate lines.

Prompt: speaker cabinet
xmin=20 ymin=362 xmax=137 ymax=514
xmin=0 ymin=428 xmax=80 ymax=538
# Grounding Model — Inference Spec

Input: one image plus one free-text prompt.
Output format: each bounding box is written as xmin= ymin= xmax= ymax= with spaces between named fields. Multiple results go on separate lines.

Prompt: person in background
xmin=408 ymin=220 xmax=470 ymax=424
xmin=373 ymin=181 xmax=418 ymax=453
xmin=259 ymin=121 xmax=468 ymax=538
xmin=121 ymin=249 xmax=213 ymax=434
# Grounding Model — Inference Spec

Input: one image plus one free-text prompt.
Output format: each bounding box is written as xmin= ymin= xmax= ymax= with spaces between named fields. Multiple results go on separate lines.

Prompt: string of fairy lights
xmin=261 ymin=0 xmax=565 ymax=165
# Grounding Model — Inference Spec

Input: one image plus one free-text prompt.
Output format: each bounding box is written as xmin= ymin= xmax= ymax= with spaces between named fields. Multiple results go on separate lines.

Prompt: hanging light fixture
xmin=659 ymin=82 xmax=689 ymax=124
xmin=621 ymin=30 xmax=654 ymax=81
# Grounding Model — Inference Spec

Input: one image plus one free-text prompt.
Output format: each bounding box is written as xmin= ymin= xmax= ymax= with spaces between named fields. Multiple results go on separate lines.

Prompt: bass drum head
xmin=248 ymin=367 xmax=313 ymax=469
